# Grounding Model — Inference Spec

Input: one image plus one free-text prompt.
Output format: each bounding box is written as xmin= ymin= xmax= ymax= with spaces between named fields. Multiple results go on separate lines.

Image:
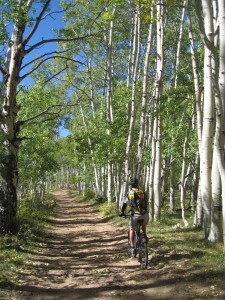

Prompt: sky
xmin=0 ymin=1 xmax=71 ymax=137
xmin=22 ymin=1 xmax=71 ymax=137
xmin=21 ymin=1 xmax=65 ymax=84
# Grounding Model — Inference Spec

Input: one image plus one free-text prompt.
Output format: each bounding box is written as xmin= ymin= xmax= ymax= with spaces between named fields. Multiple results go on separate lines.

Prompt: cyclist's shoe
xmin=130 ymin=248 xmax=136 ymax=257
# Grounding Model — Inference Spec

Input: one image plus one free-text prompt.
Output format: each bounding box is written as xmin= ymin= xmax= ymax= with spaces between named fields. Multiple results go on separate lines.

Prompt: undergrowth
xmin=0 ymin=193 xmax=57 ymax=290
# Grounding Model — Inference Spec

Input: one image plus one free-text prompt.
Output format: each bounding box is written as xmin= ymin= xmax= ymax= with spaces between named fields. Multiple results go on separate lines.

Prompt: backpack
xmin=129 ymin=189 xmax=148 ymax=215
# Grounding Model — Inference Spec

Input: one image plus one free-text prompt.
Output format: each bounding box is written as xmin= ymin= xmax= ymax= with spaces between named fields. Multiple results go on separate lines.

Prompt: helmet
xmin=129 ymin=177 xmax=138 ymax=188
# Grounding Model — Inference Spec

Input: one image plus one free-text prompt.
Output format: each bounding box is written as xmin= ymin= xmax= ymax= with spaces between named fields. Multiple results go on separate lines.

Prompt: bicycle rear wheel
xmin=139 ymin=235 xmax=148 ymax=269
xmin=127 ymin=230 xmax=131 ymax=254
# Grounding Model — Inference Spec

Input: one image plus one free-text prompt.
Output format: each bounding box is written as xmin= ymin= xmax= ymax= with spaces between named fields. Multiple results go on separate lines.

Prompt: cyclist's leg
xmin=142 ymin=212 xmax=149 ymax=236
xmin=130 ymin=216 xmax=139 ymax=257
xmin=129 ymin=218 xmax=135 ymax=247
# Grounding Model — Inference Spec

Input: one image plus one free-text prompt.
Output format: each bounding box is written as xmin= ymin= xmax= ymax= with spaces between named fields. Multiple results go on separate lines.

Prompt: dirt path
xmin=3 ymin=190 xmax=225 ymax=299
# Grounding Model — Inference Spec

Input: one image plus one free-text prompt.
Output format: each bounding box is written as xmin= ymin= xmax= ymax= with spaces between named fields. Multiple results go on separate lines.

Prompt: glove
xmin=128 ymin=210 xmax=134 ymax=217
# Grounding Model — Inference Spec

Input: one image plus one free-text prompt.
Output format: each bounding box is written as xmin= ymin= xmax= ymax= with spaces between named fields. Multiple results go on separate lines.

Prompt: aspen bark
xmin=174 ymin=0 xmax=187 ymax=88
xmin=136 ymin=9 xmax=153 ymax=179
xmin=76 ymin=95 xmax=100 ymax=194
xmin=0 ymin=9 xmax=26 ymax=233
xmin=120 ymin=5 xmax=141 ymax=204
xmin=168 ymin=1 xmax=186 ymax=211
xmin=196 ymin=0 xmax=215 ymax=239
xmin=187 ymin=0 xmax=203 ymax=226
xmin=180 ymin=114 xmax=192 ymax=227
xmin=105 ymin=6 xmax=116 ymax=204
xmin=216 ymin=0 xmax=225 ymax=246
xmin=209 ymin=149 xmax=223 ymax=242
xmin=153 ymin=0 xmax=164 ymax=221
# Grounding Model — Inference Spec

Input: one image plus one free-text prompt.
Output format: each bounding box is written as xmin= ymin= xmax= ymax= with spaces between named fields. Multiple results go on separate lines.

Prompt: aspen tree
xmin=104 ymin=5 xmax=116 ymax=204
xmin=215 ymin=0 xmax=225 ymax=246
xmin=180 ymin=112 xmax=193 ymax=227
xmin=135 ymin=9 xmax=153 ymax=179
xmin=120 ymin=4 xmax=141 ymax=204
xmin=152 ymin=0 xmax=164 ymax=220
xmin=187 ymin=0 xmax=203 ymax=226
xmin=208 ymin=0 xmax=223 ymax=242
xmin=75 ymin=94 xmax=100 ymax=194
xmin=172 ymin=0 xmax=187 ymax=215
xmin=195 ymin=0 xmax=215 ymax=239
xmin=0 ymin=0 xmax=46 ymax=233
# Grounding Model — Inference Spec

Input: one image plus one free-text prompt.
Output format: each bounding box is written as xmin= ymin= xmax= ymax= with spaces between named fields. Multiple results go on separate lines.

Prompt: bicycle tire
xmin=127 ymin=230 xmax=131 ymax=254
xmin=139 ymin=235 xmax=148 ymax=269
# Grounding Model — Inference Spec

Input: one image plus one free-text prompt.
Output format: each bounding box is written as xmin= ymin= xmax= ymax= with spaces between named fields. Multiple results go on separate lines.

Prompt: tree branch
xmin=24 ymin=33 xmax=99 ymax=55
xmin=44 ymin=66 xmax=68 ymax=85
xmin=20 ymin=55 xmax=85 ymax=81
xmin=194 ymin=0 xmax=214 ymax=52
xmin=0 ymin=65 xmax=6 ymax=76
xmin=21 ymin=48 xmax=73 ymax=70
xmin=18 ymin=103 xmax=77 ymax=126
xmin=23 ymin=0 xmax=52 ymax=46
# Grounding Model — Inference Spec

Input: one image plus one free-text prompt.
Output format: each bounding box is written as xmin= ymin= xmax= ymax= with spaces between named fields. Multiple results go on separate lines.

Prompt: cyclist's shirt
xmin=125 ymin=188 xmax=147 ymax=215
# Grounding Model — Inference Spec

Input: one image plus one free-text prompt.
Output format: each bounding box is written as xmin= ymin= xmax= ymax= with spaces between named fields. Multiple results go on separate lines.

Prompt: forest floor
xmin=2 ymin=190 xmax=225 ymax=300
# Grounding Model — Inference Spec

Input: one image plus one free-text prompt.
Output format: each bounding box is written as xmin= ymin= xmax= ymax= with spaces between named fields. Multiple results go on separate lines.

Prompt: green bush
xmin=84 ymin=189 xmax=96 ymax=200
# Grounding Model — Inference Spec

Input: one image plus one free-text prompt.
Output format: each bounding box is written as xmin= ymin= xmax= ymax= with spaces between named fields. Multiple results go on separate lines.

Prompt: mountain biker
xmin=119 ymin=177 xmax=149 ymax=256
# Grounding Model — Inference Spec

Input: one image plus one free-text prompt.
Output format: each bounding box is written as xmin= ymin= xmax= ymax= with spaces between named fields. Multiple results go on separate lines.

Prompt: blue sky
xmin=22 ymin=1 xmax=71 ymax=137
xmin=0 ymin=1 xmax=71 ymax=137
xmin=21 ymin=1 xmax=65 ymax=85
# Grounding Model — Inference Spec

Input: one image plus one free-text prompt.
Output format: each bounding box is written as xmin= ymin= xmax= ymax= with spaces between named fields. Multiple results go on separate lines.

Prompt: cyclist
xmin=120 ymin=177 xmax=149 ymax=256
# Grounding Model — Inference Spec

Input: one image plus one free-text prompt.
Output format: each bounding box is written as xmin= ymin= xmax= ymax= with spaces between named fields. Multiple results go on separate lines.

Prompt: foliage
xmin=84 ymin=189 xmax=96 ymax=200
xmin=17 ymin=81 xmax=64 ymax=192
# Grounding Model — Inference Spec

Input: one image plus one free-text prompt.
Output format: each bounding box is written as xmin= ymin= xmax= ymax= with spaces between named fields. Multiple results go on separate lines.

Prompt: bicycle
xmin=123 ymin=214 xmax=148 ymax=269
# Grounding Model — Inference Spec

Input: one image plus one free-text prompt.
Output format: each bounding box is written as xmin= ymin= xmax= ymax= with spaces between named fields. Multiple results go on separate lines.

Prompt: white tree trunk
xmin=187 ymin=0 xmax=203 ymax=148
xmin=76 ymin=95 xmax=100 ymax=194
xmin=180 ymin=114 xmax=192 ymax=227
xmin=136 ymin=8 xmax=153 ymax=178
xmin=174 ymin=0 xmax=187 ymax=88
xmin=197 ymin=0 xmax=215 ymax=239
xmin=208 ymin=149 xmax=223 ymax=242
xmin=216 ymin=0 xmax=225 ymax=246
xmin=153 ymin=0 xmax=164 ymax=221
xmin=120 ymin=5 xmax=141 ymax=204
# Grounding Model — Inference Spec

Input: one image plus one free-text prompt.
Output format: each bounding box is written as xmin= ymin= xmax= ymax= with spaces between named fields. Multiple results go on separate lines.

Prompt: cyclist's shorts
xmin=129 ymin=212 xmax=149 ymax=232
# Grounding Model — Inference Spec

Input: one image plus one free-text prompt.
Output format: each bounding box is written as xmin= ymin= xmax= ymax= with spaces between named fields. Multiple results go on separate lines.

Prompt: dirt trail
xmin=2 ymin=190 xmax=224 ymax=299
